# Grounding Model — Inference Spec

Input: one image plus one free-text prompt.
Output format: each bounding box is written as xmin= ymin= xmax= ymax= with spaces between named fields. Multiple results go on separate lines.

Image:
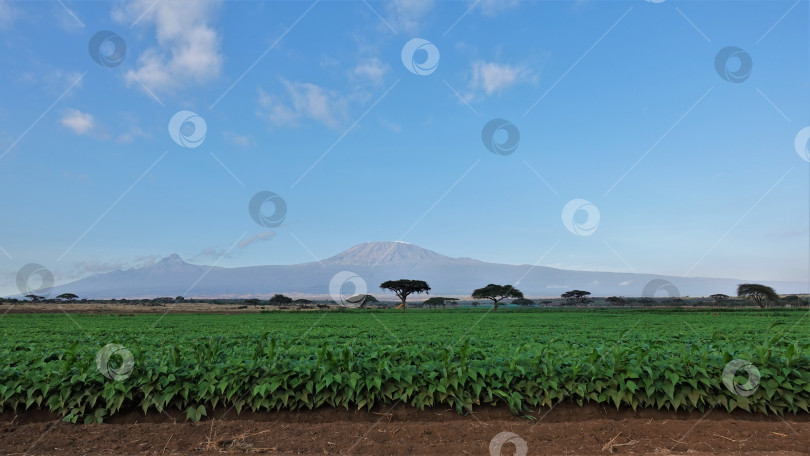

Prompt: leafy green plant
xmin=1 ymin=309 xmax=808 ymax=423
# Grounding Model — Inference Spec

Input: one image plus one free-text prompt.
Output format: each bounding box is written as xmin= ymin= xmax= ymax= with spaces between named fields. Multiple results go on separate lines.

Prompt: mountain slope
xmin=45 ymin=242 xmax=805 ymax=299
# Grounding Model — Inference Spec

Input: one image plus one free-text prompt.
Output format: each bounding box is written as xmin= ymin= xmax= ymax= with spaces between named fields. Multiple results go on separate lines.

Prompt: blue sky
xmin=0 ymin=0 xmax=808 ymax=296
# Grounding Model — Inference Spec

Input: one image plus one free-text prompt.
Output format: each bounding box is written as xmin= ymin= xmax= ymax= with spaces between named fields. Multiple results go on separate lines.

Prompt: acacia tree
xmin=709 ymin=294 xmax=730 ymax=306
xmin=56 ymin=293 xmax=79 ymax=302
xmin=471 ymin=284 xmax=524 ymax=311
xmin=380 ymin=280 xmax=430 ymax=310
xmin=561 ymin=290 xmax=591 ymax=308
xmin=512 ymin=298 xmax=535 ymax=307
xmin=737 ymin=284 xmax=779 ymax=309
xmin=423 ymin=296 xmax=458 ymax=309
xmin=606 ymin=296 xmax=626 ymax=307
xmin=269 ymin=294 xmax=293 ymax=305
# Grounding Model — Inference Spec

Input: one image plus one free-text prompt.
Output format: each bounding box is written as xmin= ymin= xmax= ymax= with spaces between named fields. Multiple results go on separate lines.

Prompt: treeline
xmin=4 ymin=283 xmax=807 ymax=309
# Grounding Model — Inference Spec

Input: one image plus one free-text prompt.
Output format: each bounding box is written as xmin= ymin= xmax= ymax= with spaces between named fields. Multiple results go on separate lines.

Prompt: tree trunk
xmin=492 ymin=299 xmax=499 ymax=311
xmin=395 ymin=296 xmax=407 ymax=310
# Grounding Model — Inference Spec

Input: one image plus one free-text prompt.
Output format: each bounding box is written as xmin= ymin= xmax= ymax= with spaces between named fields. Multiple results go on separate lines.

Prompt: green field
xmin=1 ymin=309 xmax=809 ymax=423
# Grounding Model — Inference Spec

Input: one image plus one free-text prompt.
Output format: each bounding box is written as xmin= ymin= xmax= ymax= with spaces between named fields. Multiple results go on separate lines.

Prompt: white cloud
xmin=115 ymin=0 xmax=223 ymax=93
xmin=352 ymin=58 xmax=389 ymax=86
xmin=478 ymin=0 xmax=520 ymax=17
xmin=191 ymin=247 xmax=230 ymax=262
xmin=52 ymin=3 xmax=84 ymax=32
xmin=60 ymin=109 xmax=95 ymax=135
xmin=380 ymin=118 xmax=403 ymax=134
xmin=60 ymin=109 xmax=149 ymax=142
xmin=116 ymin=125 xmax=148 ymax=143
xmin=467 ymin=60 xmax=533 ymax=98
xmin=258 ymin=80 xmax=349 ymax=129
xmin=224 ymin=131 xmax=254 ymax=147
xmin=618 ymin=281 xmax=631 ymax=286
xmin=238 ymin=230 xmax=275 ymax=249
xmin=115 ymin=113 xmax=149 ymax=143
xmin=18 ymin=69 xmax=84 ymax=95
xmin=386 ymin=0 xmax=433 ymax=33
xmin=190 ymin=231 xmax=274 ymax=263
xmin=0 ymin=0 xmax=17 ymax=29
xmin=61 ymin=170 xmax=90 ymax=181
xmin=64 ymin=255 xmax=161 ymax=280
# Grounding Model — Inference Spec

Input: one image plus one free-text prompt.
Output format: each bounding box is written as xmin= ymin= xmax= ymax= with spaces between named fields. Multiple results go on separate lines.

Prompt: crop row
xmin=1 ymin=333 xmax=808 ymax=423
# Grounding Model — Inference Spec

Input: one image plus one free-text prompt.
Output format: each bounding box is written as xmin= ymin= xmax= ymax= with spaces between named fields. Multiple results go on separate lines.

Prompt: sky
xmin=0 ymin=0 xmax=808 ymax=296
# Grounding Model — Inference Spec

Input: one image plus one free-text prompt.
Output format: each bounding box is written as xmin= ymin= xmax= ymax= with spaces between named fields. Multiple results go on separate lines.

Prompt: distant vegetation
xmin=269 ymin=294 xmax=293 ymax=305
xmin=561 ymin=290 xmax=592 ymax=308
xmin=737 ymin=284 xmax=779 ymax=308
xmin=471 ymin=284 xmax=524 ymax=311
xmin=2 ymin=282 xmax=807 ymax=310
xmin=379 ymin=279 xmax=431 ymax=310
xmin=422 ymin=297 xmax=459 ymax=309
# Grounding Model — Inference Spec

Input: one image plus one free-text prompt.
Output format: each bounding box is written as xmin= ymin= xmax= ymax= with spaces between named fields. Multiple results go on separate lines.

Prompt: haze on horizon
xmin=0 ymin=0 xmax=808 ymax=297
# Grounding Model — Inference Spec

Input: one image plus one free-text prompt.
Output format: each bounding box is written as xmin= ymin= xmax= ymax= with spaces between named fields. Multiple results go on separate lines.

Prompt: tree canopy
xmin=380 ymin=280 xmax=430 ymax=310
xmin=422 ymin=296 xmax=459 ymax=308
xmin=269 ymin=294 xmax=293 ymax=304
xmin=56 ymin=293 xmax=79 ymax=301
xmin=471 ymin=284 xmax=524 ymax=311
xmin=561 ymin=290 xmax=591 ymax=308
xmin=781 ymin=295 xmax=800 ymax=306
xmin=737 ymin=284 xmax=778 ymax=308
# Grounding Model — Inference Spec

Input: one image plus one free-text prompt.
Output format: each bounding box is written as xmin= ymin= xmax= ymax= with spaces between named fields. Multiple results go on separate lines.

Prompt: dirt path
xmin=2 ymin=403 xmax=808 ymax=455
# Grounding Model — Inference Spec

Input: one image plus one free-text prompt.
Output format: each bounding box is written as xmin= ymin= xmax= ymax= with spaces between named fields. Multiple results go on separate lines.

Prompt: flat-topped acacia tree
xmin=561 ymin=290 xmax=591 ymax=308
xmin=380 ymin=279 xmax=430 ymax=310
xmin=471 ymin=284 xmax=524 ymax=311
xmin=422 ymin=296 xmax=459 ymax=309
xmin=737 ymin=284 xmax=779 ymax=308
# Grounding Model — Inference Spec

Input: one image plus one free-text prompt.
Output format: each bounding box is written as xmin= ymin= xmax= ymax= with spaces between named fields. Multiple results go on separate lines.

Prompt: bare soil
xmin=1 ymin=403 xmax=808 ymax=455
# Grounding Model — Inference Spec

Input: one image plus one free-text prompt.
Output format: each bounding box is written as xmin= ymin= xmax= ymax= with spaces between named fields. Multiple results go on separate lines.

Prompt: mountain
xmin=321 ymin=241 xmax=474 ymax=267
xmin=46 ymin=241 xmax=805 ymax=299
